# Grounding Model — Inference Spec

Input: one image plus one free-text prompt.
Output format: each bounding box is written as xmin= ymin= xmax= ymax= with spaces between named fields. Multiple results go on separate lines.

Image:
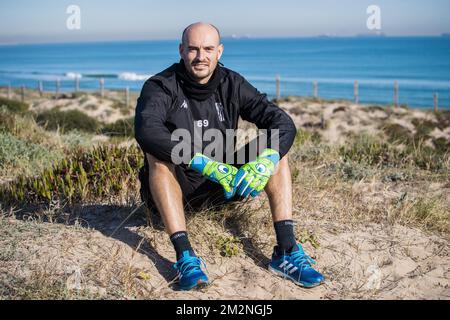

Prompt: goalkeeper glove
xmin=231 ymin=149 xmax=280 ymax=198
xmin=189 ymin=153 xmax=238 ymax=199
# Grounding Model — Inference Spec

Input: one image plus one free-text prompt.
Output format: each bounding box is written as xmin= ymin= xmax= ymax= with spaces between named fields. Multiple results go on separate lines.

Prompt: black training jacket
xmin=135 ymin=63 xmax=297 ymax=167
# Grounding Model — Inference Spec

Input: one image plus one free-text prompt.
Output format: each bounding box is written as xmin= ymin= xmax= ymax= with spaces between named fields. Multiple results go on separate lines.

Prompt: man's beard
xmin=190 ymin=62 xmax=213 ymax=80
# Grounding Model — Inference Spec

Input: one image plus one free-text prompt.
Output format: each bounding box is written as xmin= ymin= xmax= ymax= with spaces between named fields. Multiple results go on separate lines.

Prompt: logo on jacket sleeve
xmin=215 ymin=102 xmax=225 ymax=122
xmin=180 ymin=100 xmax=188 ymax=109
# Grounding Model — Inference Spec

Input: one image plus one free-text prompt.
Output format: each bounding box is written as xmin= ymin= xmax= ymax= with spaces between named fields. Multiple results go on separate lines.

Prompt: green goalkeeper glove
xmin=189 ymin=153 xmax=238 ymax=199
xmin=231 ymin=149 xmax=280 ymax=198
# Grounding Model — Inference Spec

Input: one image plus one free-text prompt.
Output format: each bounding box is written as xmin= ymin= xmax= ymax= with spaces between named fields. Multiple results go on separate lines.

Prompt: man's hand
xmin=231 ymin=149 xmax=280 ymax=198
xmin=189 ymin=153 xmax=238 ymax=199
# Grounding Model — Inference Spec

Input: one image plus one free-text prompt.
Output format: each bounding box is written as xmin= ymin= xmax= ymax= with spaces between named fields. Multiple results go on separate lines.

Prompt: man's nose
xmin=196 ymin=49 xmax=206 ymax=61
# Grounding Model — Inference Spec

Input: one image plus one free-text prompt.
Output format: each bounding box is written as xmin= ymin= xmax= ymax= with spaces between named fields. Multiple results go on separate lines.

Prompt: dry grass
xmin=0 ymin=94 xmax=449 ymax=299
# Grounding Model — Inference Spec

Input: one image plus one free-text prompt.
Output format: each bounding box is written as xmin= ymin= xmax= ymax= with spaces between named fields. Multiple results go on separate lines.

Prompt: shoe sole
xmin=268 ymin=265 xmax=323 ymax=288
xmin=180 ymin=279 xmax=210 ymax=291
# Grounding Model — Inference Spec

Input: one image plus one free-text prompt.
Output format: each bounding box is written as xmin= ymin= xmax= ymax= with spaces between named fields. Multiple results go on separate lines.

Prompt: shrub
xmin=405 ymin=142 xmax=448 ymax=172
xmin=339 ymin=133 xmax=449 ymax=172
xmin=0 ymin=97 xmax=29 ymax=113
xmin=366 ymin=105 xmax=385 ymax=113
xmin=294 ymin=129 xmax=321 ymax=146
xmin=435 ymin=110 xmax=450 ymax=130
xmin=433 ymin=137 xmax=450 ymax=154
xmin=216 ymin=235 xmax=241 ymax=257
xmin=0 ymin=132 xmax=63 ymax=178
xmin=390 ymin=195 xmax=450 ymax=233
xmin=339 ymin=134 xmax=400 ymax=168
xmin=337 ymin=161 xmax=371 ymax=181
xmin=411 ymin=118 xmax=435 ymax=142
xmin=0 ymin=109 xmax=16 ymax=133
xmin=0 ymin=145 xmax=143 ymax=205
xmin=35 ymin=109 xmax=100 ymax=133
xmin=101 ymin=117 xmax=134 ymax=137
xmin=84 ymin=104 xmax=98 ymax=111
xmin=381 ymin=123 xmax=411 ymax=143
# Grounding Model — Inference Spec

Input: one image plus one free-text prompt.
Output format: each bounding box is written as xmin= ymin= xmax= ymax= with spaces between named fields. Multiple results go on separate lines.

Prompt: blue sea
xmin=1 ymin=37 xmax=449 ymax=108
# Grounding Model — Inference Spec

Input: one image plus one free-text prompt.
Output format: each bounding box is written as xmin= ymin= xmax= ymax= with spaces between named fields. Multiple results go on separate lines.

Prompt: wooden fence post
xmin=75 ymin=77 xmax=80 ymax=92
xmin=354 ymin=81 xmax=359 ymax=104
xmin=125 ymin=86 xmax=130 ymax=108
xmin=276 ymin=75 xmax=280 ymax=100
xmin=313 ymin=81 xmax=318 ymax=98
xmin=100 ymin=78 xmax=104 ymax=98
xmin=394 ymin=81 xmax=399 ymax=108
xmin=38 ymin=80 xmax=43 ymax=97
xmin=434 ymin=93 xmax=439 ymax=113
xmin=7 ymin=83 xmax=11 ymax=99
xmin=21 ymin=86 xmax=25 ymax=102
xmin=55 ymin=79 xmax=60 ymax=97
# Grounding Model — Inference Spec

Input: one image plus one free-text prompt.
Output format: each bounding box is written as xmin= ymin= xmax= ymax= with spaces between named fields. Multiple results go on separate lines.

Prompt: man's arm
xmin=135 ymin=80 xmax=186 ymax=163
xmin=236 ymin=76 xmax=297 ymax=158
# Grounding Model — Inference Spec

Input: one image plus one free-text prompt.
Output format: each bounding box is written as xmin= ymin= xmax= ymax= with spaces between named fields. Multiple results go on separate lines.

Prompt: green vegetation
xmin=0 ymin=97 xmax=29 ymax=114
xmin=298 ymin=230 xmax=320 ymax=249
xmin=84 ymin=104 xmax=98 ymax=111
xmin=35 ymin=109 xmax=101 ymax=133
xmin=0 ymin=132 xmax=63 ymax=178
xmin=216 ymin=235 xmax=241 ymax=257
xmin=381 ymin=123 xmax=411 ymax=143
xmin=101 ymin=117 xmax=134 ymax=138
xmin=366 ymin=105 xmax=386 ymax=113
xmin=1 ymin=145 xmax=143 ymax=205
xmin=390 ymin=195 xmax=450 ymax=233
xmin=0 ymin=109 xmax=16 ymax=133
xmin=339 ymin=134 xmax=401 ymax=168
xmin=339 ymin=133 xmax=448 ymax=173
xmin=435 ymin=110 xmax=450 ymax=130
xmin=412 ymin=118 xmax=435 ymax=142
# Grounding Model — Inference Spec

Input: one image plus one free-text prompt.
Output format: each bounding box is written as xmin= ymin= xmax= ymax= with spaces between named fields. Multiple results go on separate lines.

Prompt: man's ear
xmin=179 ymin=43 xmax=184 ymax=57
xmin=217 ymin=43 xmax=224 ymax=60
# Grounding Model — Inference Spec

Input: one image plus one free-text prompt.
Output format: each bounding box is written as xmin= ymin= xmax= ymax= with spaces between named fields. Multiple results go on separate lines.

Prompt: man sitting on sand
xmin=135 ymin=22 xmax=324 ymax=291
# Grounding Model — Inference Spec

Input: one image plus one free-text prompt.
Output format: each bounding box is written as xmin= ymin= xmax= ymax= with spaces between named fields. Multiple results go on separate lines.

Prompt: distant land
xmin=2 ymin=33 xmax=450 ymax=45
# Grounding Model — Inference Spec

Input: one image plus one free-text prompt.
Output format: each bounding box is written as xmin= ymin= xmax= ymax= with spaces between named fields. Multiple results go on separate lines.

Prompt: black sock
xmin=170 ymin=231 xmax=194 ymax=260
xmin=274 ymin=220 xmax=297 ymax=254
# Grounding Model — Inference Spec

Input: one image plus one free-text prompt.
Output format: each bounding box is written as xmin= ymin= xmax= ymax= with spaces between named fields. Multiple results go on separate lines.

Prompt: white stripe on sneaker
xmin=289 ymin=267 xmax=298 ymax=274
xmin=285 ymin=263 xmax=294 ymax=271
xmin=278 ymin=261 xmax=289 ymax=269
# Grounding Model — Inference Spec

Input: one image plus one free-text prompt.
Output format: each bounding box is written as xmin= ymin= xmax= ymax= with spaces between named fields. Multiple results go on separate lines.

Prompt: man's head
xmin=179 ymin=22 xmax=224 ymax=84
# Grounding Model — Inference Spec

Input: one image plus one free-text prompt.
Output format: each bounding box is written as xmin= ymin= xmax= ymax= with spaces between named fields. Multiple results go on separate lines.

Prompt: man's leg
xmin=146 ymin=153 xmax=186 ymax=235
xmin=146 ymin=153 xmax=196 ymax=259
xmin=264 ymin=155 xmax=324 ymax=287
xmin=264 ymin=155 xmax=292 ymax=223
xmin=146 ymin=153 xmax=209 ymax=290
xmin=264 ymin=155 xmax=297 ymax=253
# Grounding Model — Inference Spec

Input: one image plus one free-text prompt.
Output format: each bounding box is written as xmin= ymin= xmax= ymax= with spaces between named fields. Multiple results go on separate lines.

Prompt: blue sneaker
xmin=173 ymin=251 xmax=209 ymax=291
xmin=269 ymin=244 xmax=324 ymax=288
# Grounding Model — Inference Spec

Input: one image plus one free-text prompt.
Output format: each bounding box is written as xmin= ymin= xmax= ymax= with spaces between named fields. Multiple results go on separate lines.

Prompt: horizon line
xmin=1 ymin=34 xmax=450 ymax=46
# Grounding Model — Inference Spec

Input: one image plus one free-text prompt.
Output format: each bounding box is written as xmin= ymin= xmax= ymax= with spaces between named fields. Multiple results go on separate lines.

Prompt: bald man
xmin=135 ymin=22 xmax=324 ymax=291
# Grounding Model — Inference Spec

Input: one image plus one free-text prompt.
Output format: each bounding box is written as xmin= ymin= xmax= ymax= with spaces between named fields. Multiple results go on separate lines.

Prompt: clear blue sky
xmin=1 ymin=0 xmax=450 ymax=43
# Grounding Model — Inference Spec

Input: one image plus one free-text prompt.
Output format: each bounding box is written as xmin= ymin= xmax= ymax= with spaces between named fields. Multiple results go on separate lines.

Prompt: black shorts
xmin=138 ymin=142 xmax=260 ymax=213
xmin=138 ymin=164 xmax=239 ymax=213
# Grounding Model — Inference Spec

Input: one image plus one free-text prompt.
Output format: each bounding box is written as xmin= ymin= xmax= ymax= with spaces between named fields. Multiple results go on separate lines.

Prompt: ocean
xmin=0 ymin=37 xmax=449 ymax=108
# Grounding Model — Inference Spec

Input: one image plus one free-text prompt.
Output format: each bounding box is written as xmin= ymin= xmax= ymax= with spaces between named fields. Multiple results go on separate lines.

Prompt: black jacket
xmin=135 ymin=62 xmax=296 ymax=167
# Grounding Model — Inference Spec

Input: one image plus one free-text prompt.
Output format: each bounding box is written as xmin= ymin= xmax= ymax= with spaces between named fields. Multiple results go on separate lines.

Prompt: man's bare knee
xmin=265 ymin=155 xmax=290 ymax=194
xmin=271 ymin=155 xmax=289 ymax=178
xmin=146 ymin=153 xmax=175 ymax=177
